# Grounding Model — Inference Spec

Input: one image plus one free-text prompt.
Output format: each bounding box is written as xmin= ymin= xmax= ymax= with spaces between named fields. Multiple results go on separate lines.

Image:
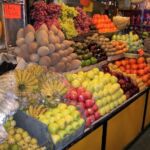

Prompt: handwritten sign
xmin=4 ymin=4 xmax=21 ymax=19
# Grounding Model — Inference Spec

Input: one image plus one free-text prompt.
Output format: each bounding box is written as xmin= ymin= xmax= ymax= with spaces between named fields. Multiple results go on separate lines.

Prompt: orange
xmin=129 ymin=58 xmax=137 ymax=64
xmin=137 ymin=57 xmax=145 ymax=64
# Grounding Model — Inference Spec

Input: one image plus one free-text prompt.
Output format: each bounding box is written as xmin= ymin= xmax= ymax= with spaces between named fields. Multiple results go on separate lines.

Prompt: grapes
xmin=74 ymin=7 xmax=92 ymax=34
xmin=31 ymin=1 xmax=61 ymax=30
xmin=59 ymin=4 xmax=78 ymax=39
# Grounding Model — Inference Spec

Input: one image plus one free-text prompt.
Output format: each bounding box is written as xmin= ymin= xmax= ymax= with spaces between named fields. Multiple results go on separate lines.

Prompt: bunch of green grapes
xmin=1 ymin=118 xmax=46 ymax=150
xmin=59 ymin=3 xmax=78 ymax=39
xmin=60 ymin=18 xmax=78 ymax=39
xmin=60 ymin=3 xmax=78 ymax=19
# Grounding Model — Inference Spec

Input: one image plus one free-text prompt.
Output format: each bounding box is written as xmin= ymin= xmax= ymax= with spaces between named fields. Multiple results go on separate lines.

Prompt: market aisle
xmin=126 ymin=127 xmax=150 ymax=150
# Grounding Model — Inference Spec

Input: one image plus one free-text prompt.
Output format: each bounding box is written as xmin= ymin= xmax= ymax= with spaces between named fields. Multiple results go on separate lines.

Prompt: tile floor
xmin=126 ymin=127 xmax=150 ymax=150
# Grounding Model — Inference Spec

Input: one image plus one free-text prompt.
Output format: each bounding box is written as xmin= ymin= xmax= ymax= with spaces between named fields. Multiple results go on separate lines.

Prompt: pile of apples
xmin=102 ymin=65 xmax=139 ymax=99
xmin=115 ymin=57 xmax=150 ymax=86
xmin=66 ymin=68 xmax=126 ymax=117
xmin=65 ymin=87 xmax=100 ymax=128
xmin=38 ymin=103 xmax=84 ymax=144
xmin=92 ymin=14 xmax=117 ymax=33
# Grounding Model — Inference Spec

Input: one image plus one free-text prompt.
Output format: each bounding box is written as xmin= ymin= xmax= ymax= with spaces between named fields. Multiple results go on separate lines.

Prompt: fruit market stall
xmin=0 ymin=1 xmax=149 ymax=150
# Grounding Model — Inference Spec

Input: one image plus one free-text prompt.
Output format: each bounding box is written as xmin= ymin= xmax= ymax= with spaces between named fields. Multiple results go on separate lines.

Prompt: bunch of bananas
xmin=26 ymin=64 xmax=45 ymax=78
xmin=15 ymin=69 xmax=39 ymax=96
xmin=26 ymin=105 xmax=48 ymax=119
xmin=41 ymin=79 xmax=67 ymax=106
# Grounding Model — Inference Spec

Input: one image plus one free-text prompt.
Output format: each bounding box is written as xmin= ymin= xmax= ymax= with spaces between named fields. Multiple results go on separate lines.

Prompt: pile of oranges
xmin=115 ymin=57 xmax=150 ymax=86
xmin=92 ymin=14 xmax=117 ymax=33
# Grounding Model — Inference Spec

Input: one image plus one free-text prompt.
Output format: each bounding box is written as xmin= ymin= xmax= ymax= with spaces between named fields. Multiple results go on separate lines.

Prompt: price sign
xmin=4 ymin=4 xmax=21 ymax=19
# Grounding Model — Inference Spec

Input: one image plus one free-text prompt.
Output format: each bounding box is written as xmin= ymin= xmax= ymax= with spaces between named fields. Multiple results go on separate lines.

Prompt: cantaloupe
xmin=37 ymin=46 xmax=50 ymax=56
xmin=48 ymin=44 xmax=55 ymax=54
xmin=36 ymin=30 xmax=49 ymax=46
xmin=51 ymin=25 xmax=59 ymax=34
xmin=39 ymin=56 xmax=51 ymax=67
xmin=39 ymin=23 xmax=48 ymax=31
xmin=25 ymin=32 xmax=35 ymax=44
xmin=70 ymin=60 xmax=81 ymax=70
xmin=55 ymin=62 xmax=65 ymax=72
xmin=29 ymin=54 xmax=40 ymax=63
xmin=28 ymin=42 xmax=38 ymax=54
xmin=55 ymin=43 xmax=62 ymax=51
xmin=24 ymin=24 xmax=35 ymax=35
xmin=57 ymin=30 xmax=65 ymax=42
xmin=17 ymin=28 xmax=25 ymax=39
xmin=14 ymin=47 xmax=21 ymax=55
xmin=50 ymin=53 xmax=61 ymax=65
xmin=16 ymin=38 xmax=25 ymax=46
xmin=70 ymin=53 xmax=78 ymax=59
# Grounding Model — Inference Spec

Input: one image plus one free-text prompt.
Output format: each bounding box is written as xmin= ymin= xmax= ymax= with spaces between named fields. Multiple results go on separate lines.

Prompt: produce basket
xmin=14 ymin=110 xmax=53 ymax=149
xmin=14 ymin=110 xmax=85 ymax=150
xmin=113 ymin=16 xmax=130 ymax=31
xmin=100 ymin=30 xmax=119 ymax=38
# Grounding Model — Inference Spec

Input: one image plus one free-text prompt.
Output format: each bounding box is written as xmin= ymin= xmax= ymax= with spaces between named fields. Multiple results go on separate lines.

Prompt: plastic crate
xmin=14 ymin=110 xmax=85 ymax=150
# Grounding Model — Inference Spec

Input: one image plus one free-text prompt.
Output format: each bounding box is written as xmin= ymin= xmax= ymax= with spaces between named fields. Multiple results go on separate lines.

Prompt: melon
xmin=25 ymin=32 xmax=35 ymax=44
xmin=24 ymin=24 xmax=35 ymax=35
xmin=29 ymin=54 xmax=40 ymax=63
xmin=16 ymin=38 xmax=25 ymax=46
xmin=37 ymin=46 xmax=50 ymax=56
xmin=39 ymin=56 xmax=51 ymax=67
xmin=28 ymin=42 xmax=38 ymax=54
xmin=17 ymin=28 xmax=25 ymax=39
xmin=51 ymin=25 xmax=59 ymax=34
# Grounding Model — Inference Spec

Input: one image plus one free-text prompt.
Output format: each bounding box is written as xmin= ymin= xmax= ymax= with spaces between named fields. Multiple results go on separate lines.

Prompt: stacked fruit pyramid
xmin=1 ymin=118 xmax=45 ymax=150
xmin=92 ymin=14 xmax=117 ymax=33
xmin=65 ymin=87 xmax=100 ymax=127
xmin=114 ymin=57 xmax=150 ymax=87
xmin=37 ymin=103 xmax=84 ymax=144
xmin=102 ymin=65 xmax=140 ymax=99
xmin=112 ymin=32 xmax=144 ymax=53
xmin=66 ymin=68 xmax=126 ymax=117
xmin=14 ymin=24 xmax=81 ymax=72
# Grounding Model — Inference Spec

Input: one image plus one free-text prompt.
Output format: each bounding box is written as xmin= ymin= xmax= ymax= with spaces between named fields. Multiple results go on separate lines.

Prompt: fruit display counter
xmin=0 ymin=1 xmax=150 ymax=150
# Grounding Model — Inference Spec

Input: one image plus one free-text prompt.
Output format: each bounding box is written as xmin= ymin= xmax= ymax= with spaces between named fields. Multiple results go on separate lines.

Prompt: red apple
xmin=77 ymin=102 xmax=86 ymax=110
xmin=77 ymin=87 xmax=86 ymax=95
xmin=94 ymin=111 xmax=100 ymax=120
xmin=87 ymin=108 xmax=94 ymax=115
xmin=85 ymin=110 xmax=90 ymax=117
xmin=85 ymin=99 xmax=95 ymax=108
xmin=78 ymin=94 xmax=85 ymax=102
xmin=82 ymin=91 xmax=92 ymax=99
xmin=86 ymin=117 xmax=92 ymax=127
xmin=92 ymin=104 xmax=98 ymax=112
xmin=70 ymin=90 xmax=78 ymax=101
xmin=90 ymin=115 xmax=95 ymax=123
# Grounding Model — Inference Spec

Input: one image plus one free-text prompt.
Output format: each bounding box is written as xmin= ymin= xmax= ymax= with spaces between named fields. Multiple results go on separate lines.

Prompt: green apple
xmin=98 ymin=71 xmax=104 ymax=77
xmin=110 ymin=76 xmax=118 ymax=83
xmin=58 ymin=130 xmax=67 ymax=139
xmin=118 ymin=99 xmax=122 ymax=105
xmin=57 ymin=119 xmax=66 ymax=130
xmin=101 ymin=97 xmax=107 ymax=106
xmin=92 ymin=68 xmax=99 ymax=75
xmin=98 ymin=91 xmax=104 ymax=99
xmin=62 ymin=110 xmax=71 ymax=116
xmin=99 ymin=107 xmax=106 ymax=116
xmin=96 ymin=100 xmax=103 ymax=107
xmin=112 ymin=83 xmax=120 ymax=92
xmin=121 ymin=95 xmax=126 ymax=102
xmin=106 ymin=95 xmax=112 ymax=103
xmin=93 ymin=92 xmax=100 ymax=100
xmin=48 ymin=123 xmax=59 ymax=134
xmin=114 ymin=101 xmax=119 ymax=107
xmin=71 ymin=111 xmax=80 ymax=120
xmin=44 ymin=111 xmax=53 ymax=117
xmin=66 ymin=74 xmax=73 ymax=82
xmin=52 ymin=108 xmax=60 ymax=114
xmin=82 ymin=81 xmax=89 ymax=88
xmin=71 ymin=122 xmax=79 ymax=130
xmin=78 ymin=71 xmax=84 ymax=76
xmin=87 ymin=71 xmax=95 ymax=79
xmin=68 ymin=105 xmax=76 ymax=112
xmin=105 ymin=105 xmax=111 ymax=113
xmin=52 ymin=134 xmax=61 ymax=144
xmin=65 ymin=125 xmax=74 ymax=134
xmin=103 ymin=88 xmax=109 ymax=97
xmin=40 ymin=118 xmax=49 ymax=125
xmin=55 ymin=115 xmax=62 ymax=121
xmin=58 ymin=103 xmax=67 ymax=110
xmin=49 ymin=117 xmax=56 ymax=124
xmin=72 ymin=80 xmax=81 ymax=88
xmin=78 ymin=118 xmax=84 ymax=126
xmin=65 ymin=115 xmax=74 ymax=124
xmin=110 ymin=102 xmax=115 ymax=110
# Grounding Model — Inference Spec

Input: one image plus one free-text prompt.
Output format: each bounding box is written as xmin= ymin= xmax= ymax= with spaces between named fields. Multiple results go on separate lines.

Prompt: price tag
xmin=4 ymin=4 xmax=21 ymax=19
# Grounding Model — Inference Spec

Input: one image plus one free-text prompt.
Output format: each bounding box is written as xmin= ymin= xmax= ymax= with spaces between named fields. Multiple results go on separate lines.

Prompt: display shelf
xmin=63 ymin=87 xmax=150 ymax=150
